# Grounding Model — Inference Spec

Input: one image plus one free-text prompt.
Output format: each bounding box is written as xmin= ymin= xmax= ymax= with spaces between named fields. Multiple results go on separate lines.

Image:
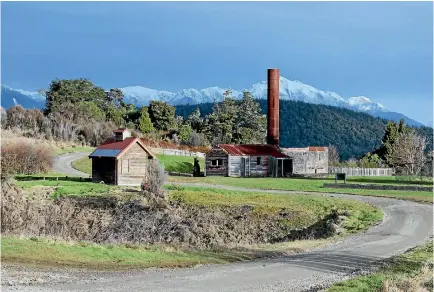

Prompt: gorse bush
xmin=1 ymin=141 xmax=53 ymax=177
xmin=141 ymin=159 xmax=168 ymax=206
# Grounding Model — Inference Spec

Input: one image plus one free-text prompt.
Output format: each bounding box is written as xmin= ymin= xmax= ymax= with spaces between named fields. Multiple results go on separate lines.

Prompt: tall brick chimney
xmin=267 ymin=68 xmax=280 ymax=147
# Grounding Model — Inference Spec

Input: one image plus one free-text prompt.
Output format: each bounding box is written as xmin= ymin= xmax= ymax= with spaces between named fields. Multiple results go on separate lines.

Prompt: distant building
xmin=280 ymin=147 xmax=328 ymax=175
xmin=205 ymin=144 xmax=291 ymax=177
xmin=89 ymin=128 xmax=155 ymax=186
xmin=204 ymin=68 xmax=328 ymax=178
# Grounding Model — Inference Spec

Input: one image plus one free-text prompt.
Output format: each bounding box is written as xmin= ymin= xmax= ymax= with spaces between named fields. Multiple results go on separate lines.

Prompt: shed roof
xmin=89 ymin=137 xmax=155 ymax=159
xmin=217 ymin=144 xmax=287 ymax=158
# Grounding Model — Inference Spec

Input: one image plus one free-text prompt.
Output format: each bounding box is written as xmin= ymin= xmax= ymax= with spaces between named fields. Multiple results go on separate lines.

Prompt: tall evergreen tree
xmin=138 ymin=107 xmax=154 ymax=134
xmin=202 ymin=90 xmax=238 ymax=145
xmin=148 ymin=101 xmax=177 ymax=131
xmin=378 ymin=119 xmax=411 ymax=166
xmin=186 ymin=108 xmax=204 ymax=132
xmin=232 ymin=91 xmax=266 ymax=144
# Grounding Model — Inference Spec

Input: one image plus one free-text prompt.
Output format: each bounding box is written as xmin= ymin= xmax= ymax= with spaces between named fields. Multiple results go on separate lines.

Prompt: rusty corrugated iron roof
xmin=308 ymin=146 xmax=327 ymax=152
xmin=90 ymin=137 xmax=155 ymax=159
xmin=217 ymin=144 xmax=287 ymax=158
xmin=99 ymin=137 xmax=136 ymax=150
xmin=281 ymin=146 xmax=327 ymax=152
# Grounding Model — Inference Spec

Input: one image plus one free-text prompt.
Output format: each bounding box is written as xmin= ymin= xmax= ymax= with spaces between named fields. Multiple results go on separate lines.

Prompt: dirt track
xmin=3 ymin=152 xmax=432 ymax=292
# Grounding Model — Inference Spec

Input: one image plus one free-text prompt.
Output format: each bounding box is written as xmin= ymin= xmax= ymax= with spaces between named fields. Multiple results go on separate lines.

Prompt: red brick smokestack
xmin=267 ymin=68 xmax=280 ymax=147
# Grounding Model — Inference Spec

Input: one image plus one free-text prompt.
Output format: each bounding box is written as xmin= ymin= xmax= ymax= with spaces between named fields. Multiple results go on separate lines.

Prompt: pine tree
xmin=138 ymin=107 xmax=154 ymax=134
xmin=378 ymin=119 xmax=411 ymax=166
xmin=186 ymin=108 xmax=204 ymax=132
xmin=233 ymin=91 xmax=266 ymax=144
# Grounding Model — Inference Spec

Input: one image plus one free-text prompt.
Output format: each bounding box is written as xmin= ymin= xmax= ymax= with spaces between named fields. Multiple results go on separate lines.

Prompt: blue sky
xmin=1 ymin=1 xmax=433 ymax=125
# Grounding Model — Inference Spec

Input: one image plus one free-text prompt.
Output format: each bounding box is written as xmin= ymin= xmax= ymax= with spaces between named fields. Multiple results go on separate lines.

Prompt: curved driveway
xmin=7 ymin=153 xmax=433 ymax=292
xmin=52 ymin=152 xmax=91 ymax=177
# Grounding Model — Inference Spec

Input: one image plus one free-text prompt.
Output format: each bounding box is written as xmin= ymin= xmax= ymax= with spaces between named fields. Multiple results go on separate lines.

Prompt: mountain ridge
xmin=0 ymin=77 xmax=425 ymax=127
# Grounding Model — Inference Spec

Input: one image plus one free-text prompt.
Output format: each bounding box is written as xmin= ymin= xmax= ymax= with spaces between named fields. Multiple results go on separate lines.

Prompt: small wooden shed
xmin=89 ymin=129 xmax=155 ymax=186
xmin=205 ymin=144 xmax=291 ymax=177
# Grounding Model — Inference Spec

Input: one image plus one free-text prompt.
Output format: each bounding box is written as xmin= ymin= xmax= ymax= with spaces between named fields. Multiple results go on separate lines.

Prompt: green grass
xmin=169 ymin=186 xmax=383 ymax=232
xmin=0 ymin=236 xmax=338 ymax=270
xmin=54 ymin=146 xmax=95 ymax=155
xmin=17 ymin=180 xmax=111 ymax=198
xmin=71 ymin=156 xmax=92 ymax=174
xmin=71 ymin=154 xmax=204 ymax=174
xmin=0 ymin=237 xmax=244 ymax=269
xmin=156 ymin=154 xmax=204 ymax=173
xmin=169 ymin=176 xmax=433 ymax=203
xmin=328 ymin=241 xmax=433 ymax=291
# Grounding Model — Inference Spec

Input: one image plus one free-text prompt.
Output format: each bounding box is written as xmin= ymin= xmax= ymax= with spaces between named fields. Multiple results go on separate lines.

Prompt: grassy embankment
xmin=169 ymin=176 xmax=433 ymax=203
xmin=328 ymin=241 xmax=433 ymax=292
xmin=71 ymin=154 xmax=204 ymax=174
xmin=3 ymin=182 xmax=382 ymax=269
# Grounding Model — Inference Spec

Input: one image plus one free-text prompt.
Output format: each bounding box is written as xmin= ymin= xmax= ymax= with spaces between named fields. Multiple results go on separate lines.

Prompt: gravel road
xmin=3 ymin=152 xmax=432 ymax=292
xmin=52 ymin=152 xmax=91 ymax=177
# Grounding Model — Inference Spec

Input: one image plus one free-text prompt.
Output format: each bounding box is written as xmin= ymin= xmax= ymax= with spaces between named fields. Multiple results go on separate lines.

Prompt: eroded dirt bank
xmin=1 ymin=180 xmax=344 ymax=249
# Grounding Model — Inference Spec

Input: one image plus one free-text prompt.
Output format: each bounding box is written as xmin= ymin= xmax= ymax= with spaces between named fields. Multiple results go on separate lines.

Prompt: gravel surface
xmin=52 ymin=152 xmax=90 ymax=177
xmin=4 ymin=152 xmax=431 ymax=292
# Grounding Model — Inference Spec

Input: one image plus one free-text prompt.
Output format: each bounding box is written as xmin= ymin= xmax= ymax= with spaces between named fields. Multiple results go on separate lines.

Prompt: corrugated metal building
xmin=89 ymin=129 xmax=155 ymax=186
xmin=205 ymin=144 xmax=292 ymax=177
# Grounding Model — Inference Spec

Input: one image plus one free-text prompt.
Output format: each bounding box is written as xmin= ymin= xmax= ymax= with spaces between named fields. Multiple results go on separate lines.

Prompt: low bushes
xmin=1 ymin=140 xmax=53 ymax=177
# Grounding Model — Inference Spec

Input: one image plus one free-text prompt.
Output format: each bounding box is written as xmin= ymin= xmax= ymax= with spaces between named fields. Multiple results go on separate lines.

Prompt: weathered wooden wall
xmin=249 ymin=155 xmax=269 ymax=177
xmin=281 ymin=148 xmax=328 ymax=174
xmin=205 ymin=148 xmax=228 ymax=176
xmin=92 ymin=157 xmax=116 ymax=184
xmin=228 ymin=155 xmax=242 ymax=177
xmin=227 ymin=155 xmax=270 ymax=177
xmin=117 ymin=142 xmax=152 ymax=186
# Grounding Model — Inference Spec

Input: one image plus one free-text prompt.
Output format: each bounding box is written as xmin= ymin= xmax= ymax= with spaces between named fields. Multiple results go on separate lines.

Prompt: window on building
xmin=257 ymin=157 xmax=262 ymax=165
xmin=211 ymin=159 xmax=223 ymax=166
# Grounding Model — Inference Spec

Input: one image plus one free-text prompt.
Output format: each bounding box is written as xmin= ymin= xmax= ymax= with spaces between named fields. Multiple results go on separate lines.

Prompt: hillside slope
xmin=175 ymin=100 xmax=432 ymax=160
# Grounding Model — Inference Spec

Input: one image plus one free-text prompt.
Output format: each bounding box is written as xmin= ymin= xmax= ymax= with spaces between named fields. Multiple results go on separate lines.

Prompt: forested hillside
xmin=175 ymin=100 xmax=433 ymax=160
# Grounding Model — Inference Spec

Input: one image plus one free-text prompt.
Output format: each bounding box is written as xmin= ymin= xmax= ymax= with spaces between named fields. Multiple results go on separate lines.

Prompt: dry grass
xmin=329 ymin=241 xmax=433 ymax=292
xmin=1 ymin=129 xmax=92 ymax=155
xmin=382 ymin=260 xmax=433 ymax=292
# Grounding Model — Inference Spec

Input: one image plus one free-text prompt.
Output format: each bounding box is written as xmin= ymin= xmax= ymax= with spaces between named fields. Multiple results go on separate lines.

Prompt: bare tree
xmin=391 ymin=131 xmax=428 ymax=176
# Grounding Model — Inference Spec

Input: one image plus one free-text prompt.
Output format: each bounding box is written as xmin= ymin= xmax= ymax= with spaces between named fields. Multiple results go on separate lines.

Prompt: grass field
xmin=156 ymin=154 xmax=204 ymax=173
xmin=169 ymin=176 xmax=433 ymax=203
xmin=71 ymin=154 xmax=204 ymax=174
xmin=71 ymin=156 xmax=92 ymax=174
xmin=1 ymin=236 xmax=333 ymax=270
xmin=328 ymin=241 xmax=433 ymax=291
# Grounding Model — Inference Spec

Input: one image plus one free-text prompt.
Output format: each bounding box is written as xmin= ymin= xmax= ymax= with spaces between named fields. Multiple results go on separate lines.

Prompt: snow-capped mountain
xmin=1 ymin=85 xmax=45 ymax=109
xmin=1 ymin=78 xmax=425 ymax=127
xmin=120 ymin=86 xmax=175 ymax=107
xmin=348 ymin=96 xmax=386 ymax=113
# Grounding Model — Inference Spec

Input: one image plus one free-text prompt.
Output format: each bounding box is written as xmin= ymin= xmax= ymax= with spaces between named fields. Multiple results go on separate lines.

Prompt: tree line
xmin=2 ymin=77 xmax=432 ymax=177
xmin=1 ymin=78 xmax=266 ymax=150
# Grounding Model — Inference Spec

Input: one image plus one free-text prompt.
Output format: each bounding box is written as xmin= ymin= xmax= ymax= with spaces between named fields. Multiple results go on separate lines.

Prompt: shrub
xmin=1 ymin=140 xmax=54 ymax=177
xmin=187 ymin=131 xmax=209 ymax=147
xmin=141 ymin=159 xmax=168 ymax=206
